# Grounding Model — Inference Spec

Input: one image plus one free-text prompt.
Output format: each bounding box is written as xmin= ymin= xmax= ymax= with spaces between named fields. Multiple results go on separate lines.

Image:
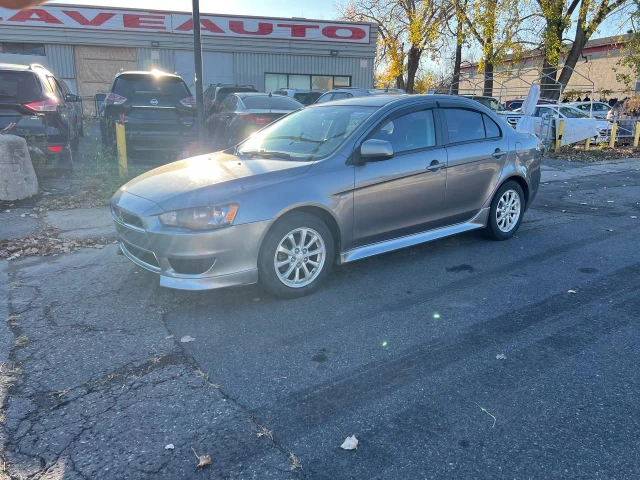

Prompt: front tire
xmin=485 ymin=181 xmax=525 ymax=240
xmin=258 ymin=213 xmax=335 ymax=298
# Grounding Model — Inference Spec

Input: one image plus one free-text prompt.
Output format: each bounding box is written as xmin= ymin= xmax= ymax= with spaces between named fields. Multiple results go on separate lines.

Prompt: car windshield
xmin=237 ymin=105 xmax=377 ymax=161
xmin=294 ymin=92 xmax=323 ymax=105
xmin=560 ymin=106 xmax=589 ymax=118
xmin=114 ymin=75 xmax=190 ymax=99
xmin=242 ymin=96 xmax=303 ymax=110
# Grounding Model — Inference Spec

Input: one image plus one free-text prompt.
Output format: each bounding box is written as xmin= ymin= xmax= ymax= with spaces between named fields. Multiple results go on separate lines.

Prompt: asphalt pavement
xmin=1 ymin=158 xmax=639 ymax=479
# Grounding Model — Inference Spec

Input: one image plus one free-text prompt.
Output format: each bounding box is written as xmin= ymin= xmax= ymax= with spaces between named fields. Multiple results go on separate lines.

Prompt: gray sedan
xmin=111 ymin=95 xmax=541 ymax=298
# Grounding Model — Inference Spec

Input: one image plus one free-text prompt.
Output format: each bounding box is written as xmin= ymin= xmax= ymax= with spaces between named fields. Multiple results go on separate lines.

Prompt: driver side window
xmin=370 ymin=110 xmax=436 ymax=154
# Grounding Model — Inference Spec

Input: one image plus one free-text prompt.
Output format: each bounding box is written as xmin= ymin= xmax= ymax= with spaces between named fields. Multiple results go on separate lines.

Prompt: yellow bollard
xmin=609 ymin=122 xmax=618 ymax=149
xmin=634 ymin=121 xmax=640 ymax=147
xmin=555 ymin=119 xmax=565 ymax=152
xmin=584 ymin=136 xmax=591 ymax=151
xmin=115 ymin=122 xmax=128 ymax=177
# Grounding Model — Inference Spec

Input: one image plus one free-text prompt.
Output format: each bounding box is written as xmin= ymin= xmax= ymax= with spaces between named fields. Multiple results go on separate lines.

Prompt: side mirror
xmin=65 ymin=94 xmax=81 ymax=102
xmin=359 ymin=139 xmax=394 ymax=162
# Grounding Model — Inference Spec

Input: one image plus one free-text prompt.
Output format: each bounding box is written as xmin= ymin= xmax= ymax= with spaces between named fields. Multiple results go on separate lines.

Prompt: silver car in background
xmin=111 ymin=95 xmax=541 ymax=298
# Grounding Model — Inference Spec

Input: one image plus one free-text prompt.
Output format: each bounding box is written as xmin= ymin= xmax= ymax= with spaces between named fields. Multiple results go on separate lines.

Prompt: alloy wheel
xmin=496 ymin=189 xmax=521 ymax=233
xmin=274 ymin=227 xmax=326 ymax=288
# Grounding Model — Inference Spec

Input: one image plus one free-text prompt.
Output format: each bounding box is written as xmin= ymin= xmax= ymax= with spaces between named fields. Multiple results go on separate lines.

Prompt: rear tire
xmin=485 ymin=181 xmax=525 ymax=241
xmin=258 ymin=213 xmax=335 ymax=299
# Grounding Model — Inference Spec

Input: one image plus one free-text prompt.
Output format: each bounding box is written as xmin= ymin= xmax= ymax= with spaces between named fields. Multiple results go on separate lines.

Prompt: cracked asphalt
xmin=1 ymin=158 xmax=640 ymax=479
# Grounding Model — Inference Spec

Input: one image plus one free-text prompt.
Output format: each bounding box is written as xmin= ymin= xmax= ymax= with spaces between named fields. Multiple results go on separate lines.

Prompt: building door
xmin=74 ymin=46 xmax=137 ymax=116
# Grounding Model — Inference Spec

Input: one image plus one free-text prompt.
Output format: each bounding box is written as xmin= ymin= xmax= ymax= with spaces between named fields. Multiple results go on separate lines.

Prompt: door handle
xmin=426 ymin=161 xmax=446 ymax=172
xmin=492 ymin=149 xmax=505 ymax=159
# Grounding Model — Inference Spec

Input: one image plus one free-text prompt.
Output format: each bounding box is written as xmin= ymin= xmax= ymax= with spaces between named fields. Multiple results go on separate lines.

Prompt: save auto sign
xmin=0 ymin=5 xmax=371 ymax=43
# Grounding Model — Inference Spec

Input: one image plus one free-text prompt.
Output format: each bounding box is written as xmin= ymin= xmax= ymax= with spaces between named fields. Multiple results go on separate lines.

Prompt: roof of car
xmin=116 ymin=70 xmax=182 ymax=79
xmin=0 ymin=63 xmax=49 ymax=73
xmin=313 ymin=94 xmax=485 ymax=108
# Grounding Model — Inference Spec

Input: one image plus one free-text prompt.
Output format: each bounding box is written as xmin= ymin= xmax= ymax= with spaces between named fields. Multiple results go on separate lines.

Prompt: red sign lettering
xmin=322 ymin=26 xmax=367 ymax=40
xmin=229 ymin=21 xmax=273 ymax=36
xmin=7 ymin=9 xmax=63 ymax=24
xmin=122 ymin=14 xmax=166 ymax=30
xmin=62 ymin=11 xmax=115 ymax=27
xmin=175 ymin=18 xmax=225 ymax=34
xmin=276 ymin=23 xmax=319 ymax=38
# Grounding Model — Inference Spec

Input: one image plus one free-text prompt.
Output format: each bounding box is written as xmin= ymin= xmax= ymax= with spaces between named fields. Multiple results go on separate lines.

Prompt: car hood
xmin=119 ymin=151 xmax=313 ymax=211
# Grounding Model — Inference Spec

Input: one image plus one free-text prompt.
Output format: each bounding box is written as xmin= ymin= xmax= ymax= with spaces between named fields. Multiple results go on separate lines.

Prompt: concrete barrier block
xmin=0 ymin=135 xmax=38 ymax=201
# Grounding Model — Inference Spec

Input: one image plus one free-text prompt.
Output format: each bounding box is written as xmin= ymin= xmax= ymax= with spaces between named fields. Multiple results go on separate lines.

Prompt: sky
xmin=50 ymin=0 xmax=338 ymax=19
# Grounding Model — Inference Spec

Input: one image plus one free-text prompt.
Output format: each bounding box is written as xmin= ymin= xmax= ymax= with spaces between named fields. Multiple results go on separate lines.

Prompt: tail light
xmin=180 ymin=96 xmax=197 ymax=108
xmin=241 ymin=114 xmax=271 ymax=125
xmin=24 ymin=98 xmax=58 ymax=112
xmin=105 ymin=93 xmax=127 ymax=105
xmin=46 ymin=145 xmax=63 ymax=153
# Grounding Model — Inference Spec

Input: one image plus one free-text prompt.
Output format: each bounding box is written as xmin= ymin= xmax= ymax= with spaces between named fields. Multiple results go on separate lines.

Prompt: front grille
xmin=125 ymin=243 xmax=160 ymax=268
xmin=168 ymin=257 xmax=216 ymax=275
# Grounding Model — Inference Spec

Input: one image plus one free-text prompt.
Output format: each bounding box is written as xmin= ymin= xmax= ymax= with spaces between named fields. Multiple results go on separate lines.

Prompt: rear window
xmin=217 ymin=87 xmax=257 ymax=101
xmin=294 ymin=92 xmax=323 ymax=105
xmin=0 ymin=72 xmax=42 ymax=103
xmin=242 ymin=96 xmax=303 ymax=110
xmin=113 ymin=75 xmax=190 ymax=99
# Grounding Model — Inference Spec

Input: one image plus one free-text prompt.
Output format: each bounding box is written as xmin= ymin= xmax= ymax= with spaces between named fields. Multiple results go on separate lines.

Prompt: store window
xmin=264 ymin=74 xmax=287 ymax=95
xmin=0 ymin=43 xmax=45 ymax=56
xmin=265 ymin=73 xmax=351 ymax=93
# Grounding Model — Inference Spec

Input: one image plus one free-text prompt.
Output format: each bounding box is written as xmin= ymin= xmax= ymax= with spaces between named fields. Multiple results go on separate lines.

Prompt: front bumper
xmin=112 ymin=198 xmax=269 ymax=291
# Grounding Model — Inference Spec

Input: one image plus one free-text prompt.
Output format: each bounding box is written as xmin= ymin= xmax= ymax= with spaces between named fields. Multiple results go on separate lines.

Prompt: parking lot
xmin=1 ymin=157 xmax=639 ymax=479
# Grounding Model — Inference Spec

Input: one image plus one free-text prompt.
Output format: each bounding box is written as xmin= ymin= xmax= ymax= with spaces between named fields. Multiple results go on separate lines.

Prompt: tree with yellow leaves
xmin=338 ymin=0 xmax=448 ymax=93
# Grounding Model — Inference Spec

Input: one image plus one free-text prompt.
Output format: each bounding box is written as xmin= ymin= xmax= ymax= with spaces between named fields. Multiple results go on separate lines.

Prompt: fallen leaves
xmin=164 ymin=444 xmax=174 ymax=450
xmin=340 ymin=435 xmax=359 ymax=450
xmin=567 ymin=290 xmax=578 ymax=294
xmin=0 ymin=227 xmax=116 ymax=260
xmin=191 ymin=448 xmax=212 ymax=470
xmin=180 ymin=335 xmax=195 ymax=343
xmin=496 ymin=354 xmax=507 ymax=360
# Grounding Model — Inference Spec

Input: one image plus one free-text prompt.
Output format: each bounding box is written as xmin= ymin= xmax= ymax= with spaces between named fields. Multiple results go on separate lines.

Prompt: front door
xmin=439 ymin=107 xmax=509 ymax=224
xmin=353 ymin=107 xmax=448 ymax=248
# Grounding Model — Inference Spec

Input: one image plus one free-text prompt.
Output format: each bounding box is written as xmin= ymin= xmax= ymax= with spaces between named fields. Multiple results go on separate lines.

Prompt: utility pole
xmin=192 ymin=0 xmax=207 ymax=151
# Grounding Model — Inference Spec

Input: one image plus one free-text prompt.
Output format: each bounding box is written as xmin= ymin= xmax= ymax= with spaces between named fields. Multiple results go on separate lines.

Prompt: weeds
xmin=14 ymin=336 xmax=29 ymax=348
xmin=253 ymin=422 xmax=274 ymax=441
xmin=289 ymin=453 xmax=302 ymax=470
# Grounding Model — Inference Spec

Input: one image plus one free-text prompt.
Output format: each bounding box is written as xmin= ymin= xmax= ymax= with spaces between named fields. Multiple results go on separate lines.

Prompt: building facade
xmin=459 ymin=35 xmax=637 ymax=100
xmin=0 ymin=4 xmax=377 ymax=114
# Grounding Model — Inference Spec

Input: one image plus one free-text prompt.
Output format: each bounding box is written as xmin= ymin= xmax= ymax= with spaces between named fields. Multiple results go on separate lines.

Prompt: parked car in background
xmin=0 ymin=63 xmax=82 ymax=168
xmin=99 ymin=70 xmax=198 ymax=161
xmin=461 ymin=95 xmax=506 ymax=113
xmin=206 ymin=92 xmax=303 ymax=150
xmin=60 ymin=79 xmax=84 ymax=138
xmin=203 ymin=83 xmax=257 ymax=117
xmin=273 ymin=88 xmax=325 ymax=105
xmin=314 ymin=87 xmax=378 ymax=103
xmin=508 ymin=104 xmax=612 ymax=140
xmin=504 ymin=98 xmax=557 ymax=111
xmin=565 ymin=101 xmax=611 ymax=119
xmin=370 ymin=87 xmax=407 ymax=94
xmin=111 ymin=95 xmax=541 ymax=298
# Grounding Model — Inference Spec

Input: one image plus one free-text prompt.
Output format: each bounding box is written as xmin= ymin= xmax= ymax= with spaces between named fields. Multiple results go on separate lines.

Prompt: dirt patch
xmin=545 ymin=145 xmax=640 ymax=163
xmin=41 ymin=176 xmax=121 ymax=211
xmin=0 ymin=226 xmax=116 ymax=261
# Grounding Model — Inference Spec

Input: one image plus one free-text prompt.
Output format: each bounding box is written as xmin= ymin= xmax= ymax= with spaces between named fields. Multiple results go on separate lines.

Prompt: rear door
xmin=353 ymin=104 xmax=448 ymax=247
xmin=439 ymin=106 xmax=509 ymax=224
xmin=0 ymin=71 xmax=48 ymax=138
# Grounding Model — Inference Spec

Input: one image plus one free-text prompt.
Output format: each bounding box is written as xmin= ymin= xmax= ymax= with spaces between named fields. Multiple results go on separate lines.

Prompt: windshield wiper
xmin=241 ymin=150 xmax=293 ymax=160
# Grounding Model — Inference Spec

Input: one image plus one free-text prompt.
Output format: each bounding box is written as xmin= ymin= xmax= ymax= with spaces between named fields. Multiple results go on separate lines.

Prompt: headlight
xmin=159 ymin=203 xmax=239 ymax=230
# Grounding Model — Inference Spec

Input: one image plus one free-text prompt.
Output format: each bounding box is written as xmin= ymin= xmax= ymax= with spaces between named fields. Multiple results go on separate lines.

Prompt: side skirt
xmin=338 ymin=208 xmax=489 ymax=265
